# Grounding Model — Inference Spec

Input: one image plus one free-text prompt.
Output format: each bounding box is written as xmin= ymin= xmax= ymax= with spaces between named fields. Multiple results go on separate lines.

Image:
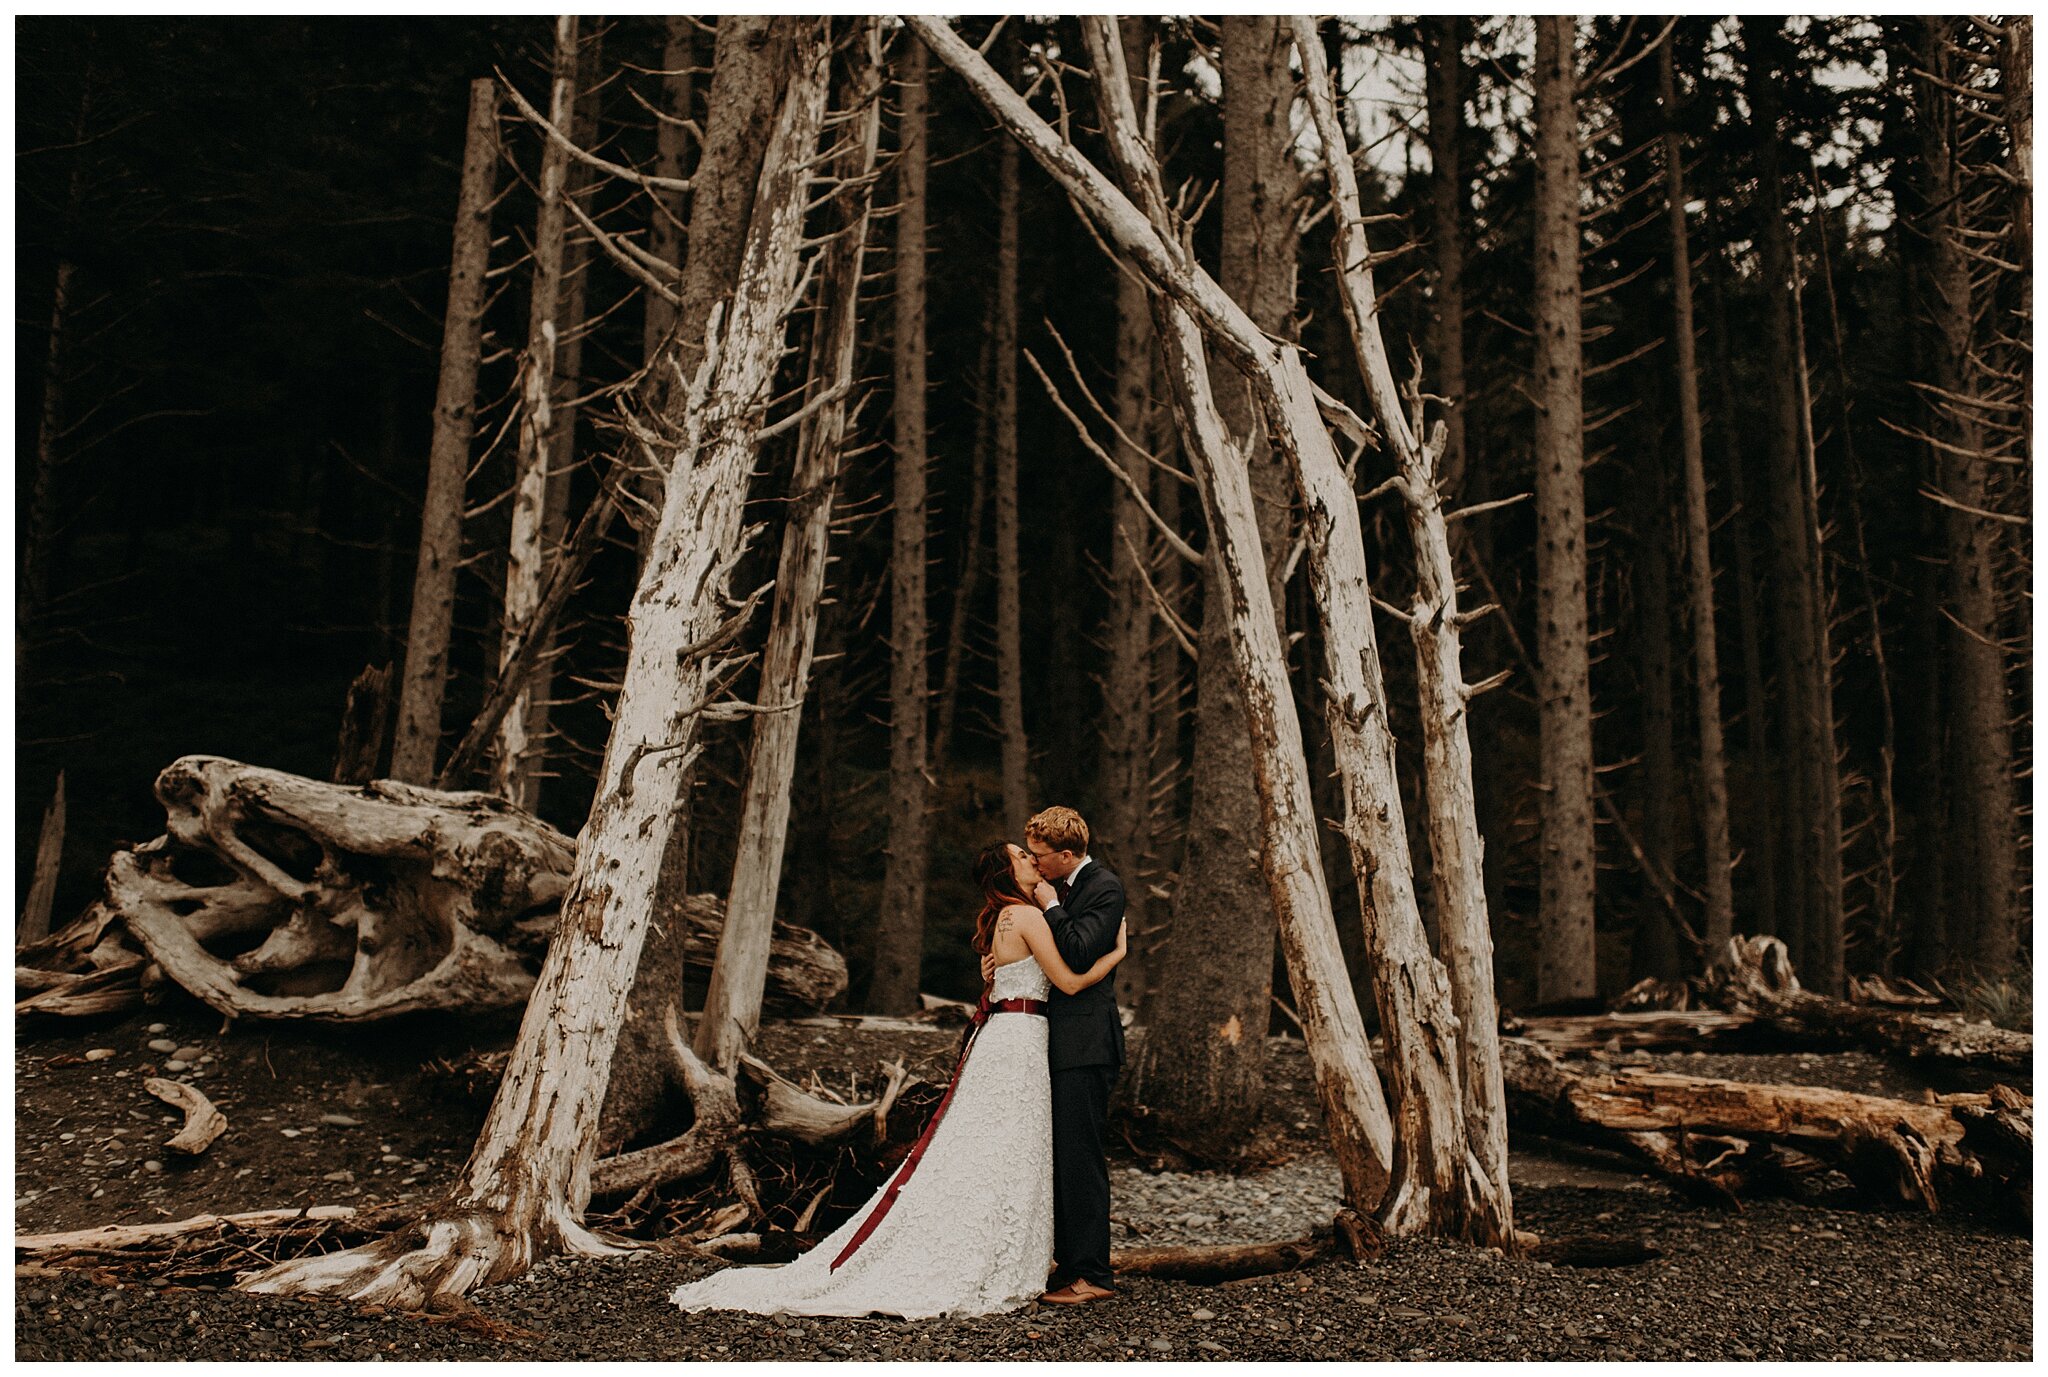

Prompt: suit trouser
xmin=1050 ymin=1062 xmax=1117 ymax=1286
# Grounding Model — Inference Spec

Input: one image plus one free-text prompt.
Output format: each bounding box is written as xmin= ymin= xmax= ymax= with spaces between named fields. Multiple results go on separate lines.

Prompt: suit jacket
xmin=1044 ymin=860 xmax=1126 ymax=1072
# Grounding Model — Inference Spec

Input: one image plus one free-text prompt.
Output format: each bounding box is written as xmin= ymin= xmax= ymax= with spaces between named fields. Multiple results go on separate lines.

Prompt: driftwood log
xmin=1513 ymin=936 xmax=2032 ymax=1075
xmin=144 ymin=1077 xmax=229 ymax=1155
xmin=16 ymin=757 xmax=846 ymax=1022
xmin=1501 ymin=1037 xmax=2030 ymax=1214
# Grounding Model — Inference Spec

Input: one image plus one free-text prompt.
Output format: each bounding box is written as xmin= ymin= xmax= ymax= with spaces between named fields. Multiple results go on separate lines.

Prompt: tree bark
xmin=1126 ymin=13 xmax=1295 ymax=1155
xmin=992 ymin=45 xmax=1030 ymax=837
xmin=1293 ymin=17 xmax=1515 ymax=1248
xmin=867 ymin=38 xmax=935 ymax=1015
xmin=1421 ymin=16 xmax=1470 ymax=507
xmin=392 ymin=78 xmax=498 ymax=785
xmin=912 ymin=14 xmax=1400 ymax=1210
xmin=493 ymin=15 xmax=581 ymax=807
xmin=240 ymin=21 xmax=830 ymax=1307
xmin=1658 ymin=44 xmax=1736 ymax=956
xmin=20 ymin=771 xmax=66 ymax=948
xmin=1743 ymin=16 xmax=1844 ymax=994
xmin=697 ymin=25 xmax=883 ymax=1071
xmin=1531 ymin=17 xmax=1598 ymax=1004
xmin=640 ymin=16 xmax=694 ymax=368
xmin=931 ymin=323 xmax=992 ymax=766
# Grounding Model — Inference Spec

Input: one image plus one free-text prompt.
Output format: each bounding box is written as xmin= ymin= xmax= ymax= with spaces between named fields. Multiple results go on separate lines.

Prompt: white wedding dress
xmin=670 ymin=956 xmax=1056 ymax=1319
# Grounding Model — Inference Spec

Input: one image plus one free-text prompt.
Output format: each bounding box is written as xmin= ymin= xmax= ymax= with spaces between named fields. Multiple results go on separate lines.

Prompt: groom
xmin=1005 ymin=805 xmax=1124 ymax=1306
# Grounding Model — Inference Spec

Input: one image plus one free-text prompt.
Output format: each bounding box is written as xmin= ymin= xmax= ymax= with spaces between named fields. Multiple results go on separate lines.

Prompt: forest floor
xmin=14 ymin=999 xmax=2033 ymax=1362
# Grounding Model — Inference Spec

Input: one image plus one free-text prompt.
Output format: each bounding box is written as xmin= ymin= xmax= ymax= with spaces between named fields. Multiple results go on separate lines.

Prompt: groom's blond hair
xmin=1024 ymin=806 xmax=1089 ymax=855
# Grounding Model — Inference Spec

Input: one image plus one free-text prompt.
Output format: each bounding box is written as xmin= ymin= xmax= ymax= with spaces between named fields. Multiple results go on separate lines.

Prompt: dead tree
xmin=1292 ymin=17 xmax=1514 ymax=1249
xmin=697 ymin=24 xmax=884 ymax=1071
xmin=621 ymin=13 xmax=795 ymax=1151
xmin=913 ymin=17 xmax=1415 ymax=1217
xmin=868 ymin=37 xmax=934 ymax=1015
xmin=1531 ymin=16 xmax=1598 ymax=1004
xmin=1907 ymin=17 xmax=2023 ymax=974
xmin=392 ymin=78 xmax=500 ymax=784
xmin=1095 ymin=16 xmax=1158 ymax=988
xmin=493 ymin=17 xmax=581 ymax=807
xmin=1744 ymin=16 xmax=1845 ymax=993
xmin=992 ymin=40 xmax=1030 ymax=837
xmin=1657 ymin=41 xmax=1736 ymax=954
xmin=238 ymin=24 xmax=832 ymax=1306
xmin=520 ymin=22 xmax=608 ymax=813
xmin=1128 ymin=14 xmax=1297 ymax=1156
xmin=1422 ymin=16 xmax=1470 ymax=507
xmin=640 ymin=16 xmax=694 ymax=368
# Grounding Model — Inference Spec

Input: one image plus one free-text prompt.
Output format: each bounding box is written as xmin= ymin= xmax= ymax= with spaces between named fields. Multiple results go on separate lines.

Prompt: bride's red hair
xmin=971 ymin=841 xmax=1031 ymax=956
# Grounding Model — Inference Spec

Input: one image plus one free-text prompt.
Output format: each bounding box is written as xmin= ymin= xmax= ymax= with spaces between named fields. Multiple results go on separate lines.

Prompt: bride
xmin=670 ymin=840 xmax=1128 ymax=1319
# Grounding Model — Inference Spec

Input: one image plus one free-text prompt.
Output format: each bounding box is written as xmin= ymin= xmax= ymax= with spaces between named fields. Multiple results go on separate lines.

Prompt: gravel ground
xmin=15 ymin=1000 xmax=2032 ymax=1361
xmin=16 ymin=1187 xmax=2028 ymax=1361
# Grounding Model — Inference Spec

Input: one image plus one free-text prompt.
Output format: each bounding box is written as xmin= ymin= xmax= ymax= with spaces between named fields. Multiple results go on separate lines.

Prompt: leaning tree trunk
xmin=697 ymin=26 xmax=883 ymax=1072
xmin=392 ymin=81 xmax=500 ymax=784
xmin=1531 ymin=16 xmax=1598 ymax=1005
xmin=239 ymin=24 xmax=832 ymax=1307
xmin=1127 ymin=13 xmax=1297 ymax=1157
xmin=492 ymin=15 xmax=580 ymax=807
xmin=1744 ymin=16 xmax=1843 ymax=994
xmin=908 ymin=16 xmax=1400 ymax=1215
xmin=867 ymin=39 xmax=934 ymax=1015
xmin=616 ymin=14 xmax=793 ymax=1151
xmin=1659 ymin=42 xmax=1736 ymax=955
xmin=1292 ymin=17 xmax=1514 ymax=1248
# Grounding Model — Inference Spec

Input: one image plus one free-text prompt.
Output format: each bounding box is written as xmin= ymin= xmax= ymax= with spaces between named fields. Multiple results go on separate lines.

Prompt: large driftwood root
xmin=16 ymin=757 xmax=846 ymax=1023
xmin=1501 ymin=1037 xmax=2030 ymax=1214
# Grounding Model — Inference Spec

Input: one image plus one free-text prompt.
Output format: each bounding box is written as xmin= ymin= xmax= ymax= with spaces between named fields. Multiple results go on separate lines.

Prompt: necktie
xmin=1054 ymin=878 xmax=1072 ymax=904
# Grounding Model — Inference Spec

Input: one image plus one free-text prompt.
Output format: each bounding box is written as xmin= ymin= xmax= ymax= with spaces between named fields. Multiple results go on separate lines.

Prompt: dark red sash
xmin=828 ymin=991 xmax=1048 ymax=1271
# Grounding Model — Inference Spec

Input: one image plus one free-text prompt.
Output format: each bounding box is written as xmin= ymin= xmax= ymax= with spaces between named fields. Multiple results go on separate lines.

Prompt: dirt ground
xmin=13 ymin=995 xmax=2033 ymax=1361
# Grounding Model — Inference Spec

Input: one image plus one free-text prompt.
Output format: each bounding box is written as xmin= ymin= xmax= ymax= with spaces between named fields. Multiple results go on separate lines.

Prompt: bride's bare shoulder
xmin=996 ymin=902 xmax=1045 ymax=933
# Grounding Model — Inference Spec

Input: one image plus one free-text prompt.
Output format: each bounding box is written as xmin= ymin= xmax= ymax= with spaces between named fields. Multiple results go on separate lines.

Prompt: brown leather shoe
xmin=1040 ymin=1278 xmax=1117 ymax=1305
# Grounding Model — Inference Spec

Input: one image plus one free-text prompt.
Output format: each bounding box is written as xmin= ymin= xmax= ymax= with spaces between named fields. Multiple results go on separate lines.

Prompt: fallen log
xmin=16 ymin=1205 xmax=357 ymax=1256
xmin=1518 ymin=936 xmax=2031 ymax=1075
xmin=1500 ymin=1037 xmax=2030 ymax=1214
xmin=144 ymin=1077 xmax=229 ymax=1155
xmin=1110 ymin=1234 xmax=1332 ymax=1282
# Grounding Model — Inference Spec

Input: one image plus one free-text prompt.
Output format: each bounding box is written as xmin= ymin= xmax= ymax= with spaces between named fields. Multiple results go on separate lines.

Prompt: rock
xmin=171 ymin=1046 xmax=202 ymax=1061
xmin=280 ymin=1129 xmax=302 ymax=1138
xmin=164 ymin=1060 xmax=189 ymax=1073
xmin=1192 ymin=1309 xmax=1216 ymax=1321
xmin=146 ymin=1023 xmax=168 ymax=1034
xmin=319 ymin=1113 xmax=363 ymax=1127
xmin=1147 ymin=1338 xmax=1173 ymax=1352
xmin=146 ymin=1039 xmax=178 ymax=1054
xmin=143 ymin=1161 xmax=164 ymax=1174
xmin=84 ymin=1049 xmax=115 ymax=1062
xmin=1198 ymin=1340 xmax=1228 ymax=1353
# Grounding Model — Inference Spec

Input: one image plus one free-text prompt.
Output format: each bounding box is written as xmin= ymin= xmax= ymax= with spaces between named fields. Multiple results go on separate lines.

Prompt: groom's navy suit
xmin=1044 ymin=857 xmax=1124 ymax=1289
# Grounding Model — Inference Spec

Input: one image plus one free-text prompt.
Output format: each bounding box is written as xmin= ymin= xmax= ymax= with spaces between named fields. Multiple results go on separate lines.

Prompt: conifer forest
xmin=15 ymin=15 xmax=2032 ymax=1362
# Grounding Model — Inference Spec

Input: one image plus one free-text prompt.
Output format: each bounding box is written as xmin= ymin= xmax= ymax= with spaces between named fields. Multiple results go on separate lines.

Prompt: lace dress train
xmin=669 ymin=957 xmax=1055 ymax=1319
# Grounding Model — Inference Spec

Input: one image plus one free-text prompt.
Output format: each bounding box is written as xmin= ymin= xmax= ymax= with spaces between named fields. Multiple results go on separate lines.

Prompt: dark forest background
xmin=15 ymin=16 xmax=2030 ymax=1018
